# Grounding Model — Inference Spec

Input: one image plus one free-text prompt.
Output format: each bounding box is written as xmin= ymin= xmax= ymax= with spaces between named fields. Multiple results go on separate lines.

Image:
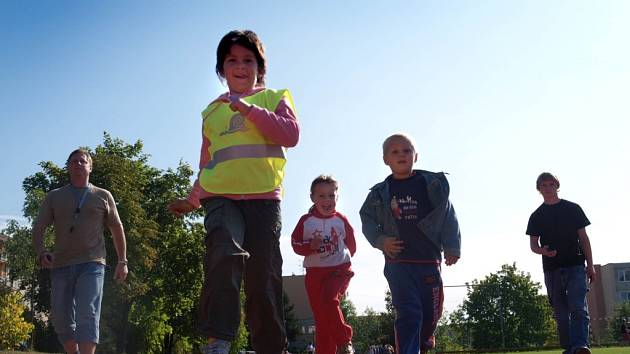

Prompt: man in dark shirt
xmin=526 ymin=172 xmax=595 ymax=354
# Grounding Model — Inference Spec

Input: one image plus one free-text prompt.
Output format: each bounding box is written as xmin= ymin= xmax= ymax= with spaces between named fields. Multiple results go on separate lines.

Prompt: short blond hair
xmin=382 ymin=133 xmax=416 ymax=155
xmin=66 ymin=148 xmax=93 ymax=168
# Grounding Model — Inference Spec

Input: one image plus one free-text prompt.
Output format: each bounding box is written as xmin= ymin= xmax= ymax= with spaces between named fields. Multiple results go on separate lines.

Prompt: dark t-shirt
xmin=526 ymin=199 xmax=590 ymax=272
xmin=389 ymin=174 xmax=441 ymax=261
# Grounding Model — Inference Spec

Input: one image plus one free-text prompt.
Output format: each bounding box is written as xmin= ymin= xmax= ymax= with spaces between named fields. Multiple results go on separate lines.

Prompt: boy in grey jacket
xmin=360 ymin=133 xmax=461 ymax=354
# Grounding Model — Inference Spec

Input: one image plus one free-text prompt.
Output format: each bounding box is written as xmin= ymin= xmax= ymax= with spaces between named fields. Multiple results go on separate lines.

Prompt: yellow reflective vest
xmin=199 ymin=88 xmax=296 ymax=194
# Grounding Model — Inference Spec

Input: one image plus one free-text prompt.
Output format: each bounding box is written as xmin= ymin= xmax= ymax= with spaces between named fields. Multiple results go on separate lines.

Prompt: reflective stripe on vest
xmin=199 ymin=88 xmax=295 ymax=194
xmin=203 ymin=144 xmax=285 ymax=170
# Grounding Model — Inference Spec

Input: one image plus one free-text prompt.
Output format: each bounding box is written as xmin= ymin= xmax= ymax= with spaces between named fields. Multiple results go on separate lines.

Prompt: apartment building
xmin=588 ymin=262 xmax=630 ymax=341
xmin=283 ymin=274 xmax=315 ymax=351
xmin=0 ymin=233 xmax=8 ymax=283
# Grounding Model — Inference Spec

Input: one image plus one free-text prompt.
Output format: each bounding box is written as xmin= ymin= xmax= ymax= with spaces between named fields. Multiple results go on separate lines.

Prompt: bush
xmin=0 ymin=286 xmax=34 ymax=349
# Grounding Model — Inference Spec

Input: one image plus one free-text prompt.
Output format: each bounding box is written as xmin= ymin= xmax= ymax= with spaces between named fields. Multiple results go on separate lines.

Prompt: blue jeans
xmin=51 ymin=262 xmax=105 ymax=344
xmin=544 ymin=265 xmax=590 ymax=353
xmin=384 ymin=262 xmax=443 ymax=354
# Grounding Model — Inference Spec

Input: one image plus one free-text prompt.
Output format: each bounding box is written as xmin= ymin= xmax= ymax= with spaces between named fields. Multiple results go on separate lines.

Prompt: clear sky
xmin=2 ymin=0 xmax=629 ymax=314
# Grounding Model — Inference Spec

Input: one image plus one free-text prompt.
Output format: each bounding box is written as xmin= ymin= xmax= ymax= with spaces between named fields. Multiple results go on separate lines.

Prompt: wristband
xmin=118 ymin=260 xmax=128 ymax=265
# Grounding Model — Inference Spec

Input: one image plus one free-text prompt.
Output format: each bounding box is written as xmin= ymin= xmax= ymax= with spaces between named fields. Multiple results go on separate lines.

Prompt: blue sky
xmin=2 ymin=0 xmax=629 ymax=314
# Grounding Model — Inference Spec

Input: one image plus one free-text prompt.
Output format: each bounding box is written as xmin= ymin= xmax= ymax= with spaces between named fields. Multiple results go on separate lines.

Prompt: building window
xmin=301 ymin=325 xmax=316 ymax=334
xmin=619 ymin=291 xmax=630 ymax=302
xmin=618 ymin=269 xmax=630 ymax=282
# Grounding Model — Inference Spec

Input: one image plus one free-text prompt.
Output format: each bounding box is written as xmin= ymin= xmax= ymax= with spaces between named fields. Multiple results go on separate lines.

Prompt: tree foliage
xmin=283 ymin=291 xmax=300 ymax=348
xmin=346 ymin=290 xmax=395 ymax=354
xmin=606 ymin=301 xmax=630 ymax=343
xmin=3 ymin=219 xmax=55 ymax=350
xmin=4 ymin=133 xmax=209 ymax=352
xmin=340 ymin=292 xmax=356 ymax=320
xmin=381 ymin=290 xmax=395 ymax=345
xmin=433 ymin=311 xmax=465 ymax=352
xmin=229 ymin=287 xmax=250 ymax=354
xmin=0 ymin=285 xmax=34 ymax=349
xmin=455 ymin=263 xmax=555 ymax=350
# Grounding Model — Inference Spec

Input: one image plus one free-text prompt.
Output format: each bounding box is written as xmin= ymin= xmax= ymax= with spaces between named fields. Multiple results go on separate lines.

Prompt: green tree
xmin=348 ymin=307 xmax=382 ymax=354
xmin=0 ymin=285 xmax=34 ymax=349
xmin=346 ymin=290 xmax=395 ymax=354
xmin=445 ymin=308 xmax=472 ymax=350
xmin=88 ymin=134 xmax=208 ymax=353
xmin=284 ymin=291 xmax=300 ymax=349
xmin=3 ymin=220 xmax=57 ymax=350
xmin=6 ymin=133 xmax=208 ymax=353
xmin=380 ymin=290 xmax=395 ymax=345
xmin=434 ymin=311 xmax=465 ymax=352
xmin=456 ymin=263 xmax=555 ymax=350
xmin=229 ymin=287 xmax=250 ymax=354
xmin=340 ymin=292 xmax=357 ymax=320
xmin=606 ymin=301 xmax=630 ymax=343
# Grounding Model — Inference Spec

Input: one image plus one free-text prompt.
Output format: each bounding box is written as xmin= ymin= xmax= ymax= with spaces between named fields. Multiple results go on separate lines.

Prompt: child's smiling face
xmin=223 ymin=44 xmax=258 ymax=94
xmin=383 ymin=137 xmax=417 ymax=179
xmin=310 ymin=182 xmax=338 ymax=217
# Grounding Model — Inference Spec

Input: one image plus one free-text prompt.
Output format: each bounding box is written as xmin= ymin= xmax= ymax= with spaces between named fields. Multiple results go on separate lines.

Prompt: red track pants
xmin=305 ymin=263 xmax=354 ymax=354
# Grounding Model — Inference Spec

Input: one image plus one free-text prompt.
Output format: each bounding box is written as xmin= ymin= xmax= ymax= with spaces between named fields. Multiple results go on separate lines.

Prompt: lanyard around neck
xmin=74 ymin=186 xmax=90 ymax=211
xmin=69 ymin=184 xmax=91 ymax=233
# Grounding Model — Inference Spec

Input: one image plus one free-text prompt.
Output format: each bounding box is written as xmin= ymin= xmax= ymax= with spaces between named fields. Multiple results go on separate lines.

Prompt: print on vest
xmin=220 ymin=113 xmax=249 ymax=136
xmin=312 ymin=227 xmax=341 ymax=258
xmin=391 ymin=195 xmax=418 ymax=221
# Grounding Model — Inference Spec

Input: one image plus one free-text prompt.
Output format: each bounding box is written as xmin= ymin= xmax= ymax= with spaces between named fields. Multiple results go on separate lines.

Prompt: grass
xmin=474 ymin=347 xmax=630 ymax=354
xmin=0 ymin=352 xmax=61 ymax=354
xmin=2 ymin=347 xmax=629 ymax=354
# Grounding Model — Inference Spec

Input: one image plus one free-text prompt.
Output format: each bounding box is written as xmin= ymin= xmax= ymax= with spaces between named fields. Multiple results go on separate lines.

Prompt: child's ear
xmin=414 ymin=153 xmax=418 ymax=163
xmin=310 ymin=194 xmax=316 ymax=203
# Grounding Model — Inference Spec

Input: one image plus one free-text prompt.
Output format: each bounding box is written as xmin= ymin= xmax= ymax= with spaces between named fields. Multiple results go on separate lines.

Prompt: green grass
xmin=475 ymin=347 xmax=630 ymax=354
xmin=0 ymin=352 xmax=61 ymax=354
xmin=2 ymin=348 xmax=628 ymax=354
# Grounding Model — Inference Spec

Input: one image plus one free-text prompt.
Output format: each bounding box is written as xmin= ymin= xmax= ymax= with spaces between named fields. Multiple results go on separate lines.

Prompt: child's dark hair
xmin=216 ymin=30 xmax=267 ymax=86
xmin=308 ymin=175 xmax=338 ymax=213
xmin=310 ymin=174 xmax=338 ymax=194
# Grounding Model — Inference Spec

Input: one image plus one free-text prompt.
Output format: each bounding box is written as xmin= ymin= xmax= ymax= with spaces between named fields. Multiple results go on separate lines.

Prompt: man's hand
xmin=382 ymin=237 xmax=404 ymax=259
xmin=39 ymin=251 xmax=54 ymax=268
xmin=115 ymin=262 xmax=128 ymax=282
xmin=541 ymin=245 xmax=557 ymax=257
xmin=168 ymin=199 xmax=196 ymax=217
xmin=586 ymin=265 xmax=597 ymax=283
xmin=445 ymin=255 xmax=459 ymax=266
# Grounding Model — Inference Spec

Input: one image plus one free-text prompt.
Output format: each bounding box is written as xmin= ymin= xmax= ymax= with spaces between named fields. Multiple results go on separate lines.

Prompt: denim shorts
xmin=51 ymin=262 xmax=105 ymax=344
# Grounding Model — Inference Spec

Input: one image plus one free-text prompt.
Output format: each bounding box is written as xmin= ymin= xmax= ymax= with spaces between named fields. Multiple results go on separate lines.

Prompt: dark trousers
xmin=198 ymin=197 xmax=286 ymax=354
xmin=384 ymin=262 xmax=444 ymax=354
